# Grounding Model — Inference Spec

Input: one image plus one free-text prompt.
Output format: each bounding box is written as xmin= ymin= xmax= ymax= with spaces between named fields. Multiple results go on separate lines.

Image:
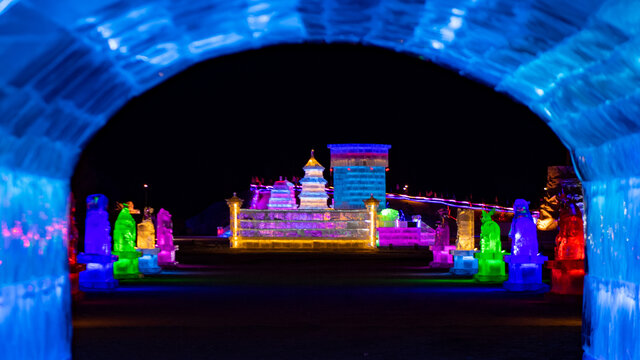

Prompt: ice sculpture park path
xmin=72 ymin=244 xmax=581 ymax=359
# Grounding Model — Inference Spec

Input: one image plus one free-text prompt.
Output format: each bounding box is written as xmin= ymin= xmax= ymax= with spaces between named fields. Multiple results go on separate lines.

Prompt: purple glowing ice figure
xmin=157 ymin=208 xmax=178 ymax=266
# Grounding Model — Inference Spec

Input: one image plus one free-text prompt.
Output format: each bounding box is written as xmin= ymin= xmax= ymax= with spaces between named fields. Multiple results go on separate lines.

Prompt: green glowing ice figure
xmin=480 ymin=209 xmax=501 ymax=254
xmin=112 ymin=206 xmax=140 ymax=279
xmin=113 ymin=207 xmax=136 ymax=252
xmin=474 ymin=209 xmax=506 ymax=282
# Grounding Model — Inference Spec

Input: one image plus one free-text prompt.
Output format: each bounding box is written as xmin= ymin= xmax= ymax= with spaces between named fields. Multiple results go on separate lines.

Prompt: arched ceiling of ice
xmin=1 ymin=0 xmax=638 ymax=180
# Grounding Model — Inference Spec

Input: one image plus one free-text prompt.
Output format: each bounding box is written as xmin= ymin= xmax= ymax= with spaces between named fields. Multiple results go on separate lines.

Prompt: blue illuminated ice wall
xmin=1 ymin=0 xmax=639 ymax=358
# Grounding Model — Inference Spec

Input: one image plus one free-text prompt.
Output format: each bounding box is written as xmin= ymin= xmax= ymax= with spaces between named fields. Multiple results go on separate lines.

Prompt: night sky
xmin=71 ymin=43 xmax=569 ymax=234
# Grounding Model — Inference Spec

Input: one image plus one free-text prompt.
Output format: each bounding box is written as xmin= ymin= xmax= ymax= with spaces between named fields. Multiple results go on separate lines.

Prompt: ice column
xmin=474 ymin=210 xmax=506 ymax=282
xmin=137 ymin=207 xmax=161 ymax=274
xmin=156 ymin=208 xmax=179 ymax=266
xmin=503 ymin=199 xmax=548 ymax=292
xmin=450 ymin=208 xmax=478 ymax=275
xmin=78 ymin=194 xmax=119 ymax=290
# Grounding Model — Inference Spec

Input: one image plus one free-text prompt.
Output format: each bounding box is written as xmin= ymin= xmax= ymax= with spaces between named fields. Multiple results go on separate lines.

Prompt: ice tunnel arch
xmin=1 ymin=0 xmax=640 ymax=358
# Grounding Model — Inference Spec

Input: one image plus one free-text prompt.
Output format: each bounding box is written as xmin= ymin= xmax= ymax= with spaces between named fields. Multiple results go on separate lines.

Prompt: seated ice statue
xmin=112 ymin=203 xmax=141 ymax=279
xmin=474 ymin=209 xmax=506 ymax=282
xmin=503 ymin=199 xmax=548 ymax=291
xmin=157 ymin=208 xmax=178 ymax=266
xmin=137 ymin=207 xmax=162 ymax=274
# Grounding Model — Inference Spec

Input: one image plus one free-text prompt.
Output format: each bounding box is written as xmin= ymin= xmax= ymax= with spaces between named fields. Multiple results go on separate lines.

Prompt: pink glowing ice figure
xmin=429 ymin=208 xmax=455 ymax=268
xmin=156 ymin=208 xmax=178 ymax=266
xmin=509 ymin=199 xmax=538 ymax=256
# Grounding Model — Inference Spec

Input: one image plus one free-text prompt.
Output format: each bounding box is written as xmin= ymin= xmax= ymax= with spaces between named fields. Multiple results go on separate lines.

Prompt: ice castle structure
xmin=328 ymin=144 xmax=390 ymax=210
xmin=112 ymin=205 xmax=141 ymax=279
xmin=268 ymin=177 xmax=297 ymax=209
xmin=78 ymin=194 xmax=119 ymax=291
xmin=503 ymin=200 xmax=548 ymax=292
xmin=4 ymin=0 xmax=640 ymax=358
xmin=474 ymin=210 xmax=507 ymax=282
xmin=298 ymin=150 xmax=329 ymax=210
xmin=136 ymin=207 xmax=162 ymax=275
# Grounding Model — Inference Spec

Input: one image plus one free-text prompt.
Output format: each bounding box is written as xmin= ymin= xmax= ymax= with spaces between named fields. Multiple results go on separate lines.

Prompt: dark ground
xmin=72 ymin=245 xmax=582 ymax=359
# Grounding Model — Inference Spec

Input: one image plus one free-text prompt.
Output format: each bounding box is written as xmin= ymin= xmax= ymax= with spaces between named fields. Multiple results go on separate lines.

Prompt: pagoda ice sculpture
xmin=298 ymin=150 xmax=329 ymax=209
xmin=136 ymin=207 xmax=162 ymax=275
xmin=450 ymin=208 xmax=479 ymax=275
xmin=78 ymin=194 xmax=119 ymax=290
xmin=546 ymin=194 xmax=585 ymax=294
xmin=157 ymin=208 xmax=178 ymax=266
xmin=474 ymin=210 xmax=507 ymax=282
xmin=503 ymin=199 xmax=549 ymax=292
xmin=112 ymin=203 xmax=142 ymax=279
xmin=429 ymin=208 xmax=455 ymax=268
xmin=268 ymin=177 xmax=297 ymax=209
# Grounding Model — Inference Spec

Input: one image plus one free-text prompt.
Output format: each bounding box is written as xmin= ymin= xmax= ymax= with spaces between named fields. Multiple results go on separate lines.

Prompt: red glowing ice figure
xmin=546 ymin=194 xmax=585 ymax=294
xmin=68 ymin=194 xmax=85 ymax=300
xmin=157 ymin=208 xmax=178 ymax=266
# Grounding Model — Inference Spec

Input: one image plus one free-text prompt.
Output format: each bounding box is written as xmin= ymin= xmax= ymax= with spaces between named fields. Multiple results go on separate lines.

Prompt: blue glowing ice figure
xmin=78 ymin=194 xmax=119 ymax=290
xmin=503 ymin=199 xmax=548 ymax=292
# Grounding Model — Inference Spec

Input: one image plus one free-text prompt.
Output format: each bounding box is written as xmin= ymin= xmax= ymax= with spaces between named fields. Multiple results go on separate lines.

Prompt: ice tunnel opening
xmin=71 ymin=42 xmax=571 ymax=241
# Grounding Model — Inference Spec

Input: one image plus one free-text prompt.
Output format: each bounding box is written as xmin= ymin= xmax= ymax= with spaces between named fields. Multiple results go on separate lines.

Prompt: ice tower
xmin=298 ymin=150 xmax=329 ymax=210
xmin=268 ymin=177 xmax=297 ymax=209
xmin=328 ymin=144 xmax=391 ymax=210
xmin=78 ymin=194 xmax=118 ymax=290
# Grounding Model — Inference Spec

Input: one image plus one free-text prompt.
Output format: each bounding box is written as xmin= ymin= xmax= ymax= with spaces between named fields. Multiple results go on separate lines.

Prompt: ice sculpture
xmin=112 ymin=204 xmax=141 ymax=279
xmin=450 ymin=208 xmax=478 ymax=275
xmin=328 ymin=144 xmax=390 ymax=210
xmin=298 ymin=150 xmax=329 ymax=209
xmin=136 ymin=207 xmax=161 ymax=275
xmin=546 ymin=194 xmax=585 ymax=295
xmin=4 ymin=0 xmax=640 ymax=357
xmin=429 ymin=208 xmax=455 ymax=268
xmin=156 ymin=208 xmax=179 ymax=266
xmin=474 ymin=210 xmax=507 ymax=282
xmin=503 ymin=199 xmax=548 ymax=292
xmin=78 ymin=194 xmax=119 ymax=290
xmin=268 ymin=177 xmax=297 ymax=209
xmin=68 ymin=194 xmax=85 ymax=300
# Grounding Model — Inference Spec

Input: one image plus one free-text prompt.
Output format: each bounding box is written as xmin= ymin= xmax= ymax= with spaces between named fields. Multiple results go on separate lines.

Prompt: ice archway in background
xmin=1 ymin=0 xmax=639 ymax=358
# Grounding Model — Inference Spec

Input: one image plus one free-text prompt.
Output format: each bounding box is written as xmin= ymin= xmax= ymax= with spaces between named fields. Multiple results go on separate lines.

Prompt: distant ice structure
xmin=137 ymin=207 xmax=161 ymax=274
xmin=78 ymin=194 xmax=118 ymax=290
xmin=503 ymin=199 xmax=548 ymax=292
xmin=298 ymin=150 xmax=329 ymax=209
xmin=157 ymin=208 xmax=179 ymax=266
xmin=328 ymin=144 xmax=390 ymax=210
xmin=377 ymin=211 xmax=436 ymax=247
xmin=474 ymin=210 xmax=507 ymax=282
xmin=429 ymin=208 xmax=455 ymax=268
xmin=112 ymin=204 xmax=141 ymax=279
xmin=546 ymin=194 xmax=585 ymax=294
xmin=268 ymin=177 xmax=297 ymax=209
xmin=450 ymin=208 xmax=478 ymax=275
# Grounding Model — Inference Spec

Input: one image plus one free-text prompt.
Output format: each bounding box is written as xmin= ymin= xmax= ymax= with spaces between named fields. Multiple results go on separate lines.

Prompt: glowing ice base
xmin=474 ymin=252 xmax=507 ymax=283
xmin=138 ymin=248 xmax=162 ymax=275
xmin=450 ymin=250 xmax=479 ymax=275
xmin=503 ymin=255 xmax=549 ymax=292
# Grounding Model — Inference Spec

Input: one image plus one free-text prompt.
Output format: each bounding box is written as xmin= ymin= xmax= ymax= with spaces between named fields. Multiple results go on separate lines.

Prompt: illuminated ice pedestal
xmin=474 ymin=210 xmax=506 ymax=283
xmin=136 ymin=207 xmax=161 ymax=275
xmin=78 ymin=194 xmax=119 ymax=290
xmin=429 ymin=208 xmax=455 ymax=268
xmin=546 ymin=197 xmax=585 ymax=295
xmin=112 ymin=206 xmax=141 ymax=279
xmin=450 ymin=208 xmax=478 ymax=275
xmin=503 ymin=200 xmax=548 ymax=292
xmin=157 ymin=208 xmax=178 ymax=266
xmin=268 ymin=177 xmax=297 ymax=209
xmin=328 ymin=144 xmax=390 ymax=210
xmin=298 ymin=150 xmax=329 ymax=209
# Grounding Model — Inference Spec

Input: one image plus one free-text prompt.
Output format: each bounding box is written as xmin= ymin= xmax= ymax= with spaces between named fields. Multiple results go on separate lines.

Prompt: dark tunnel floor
xmin=72 ymin=245 xmax=582 ymax=359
